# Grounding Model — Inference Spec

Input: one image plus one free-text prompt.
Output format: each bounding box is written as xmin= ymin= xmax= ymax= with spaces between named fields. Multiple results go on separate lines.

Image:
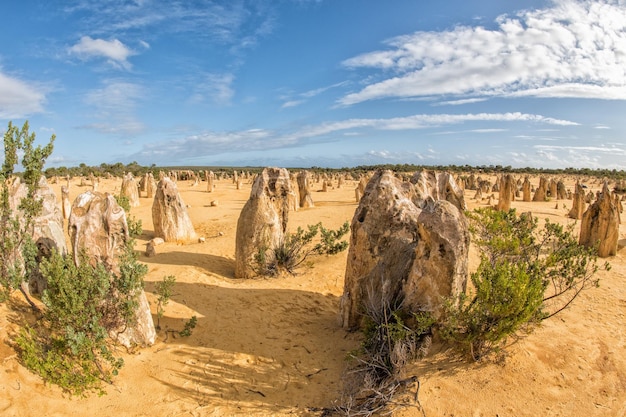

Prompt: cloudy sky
xmin=1 ymin=0 xmax=626 ymax=169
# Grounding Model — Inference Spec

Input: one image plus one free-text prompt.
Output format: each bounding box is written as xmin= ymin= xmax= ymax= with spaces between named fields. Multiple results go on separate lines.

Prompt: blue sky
xmin=1 ymin=0 xmax=626 ymax=169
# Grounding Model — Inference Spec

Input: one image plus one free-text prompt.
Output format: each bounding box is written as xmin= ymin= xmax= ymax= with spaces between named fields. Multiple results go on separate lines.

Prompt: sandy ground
xmin=0 ymin=172 xmax=625 ymax=417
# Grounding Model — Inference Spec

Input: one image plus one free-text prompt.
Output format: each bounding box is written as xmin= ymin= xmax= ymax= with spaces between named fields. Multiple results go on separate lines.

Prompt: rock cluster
xmin=340 ymin=170 xmax=469 ymax=330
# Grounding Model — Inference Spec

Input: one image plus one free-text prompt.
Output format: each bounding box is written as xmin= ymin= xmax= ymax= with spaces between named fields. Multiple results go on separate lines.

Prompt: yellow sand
xmin=0 ymin=173 xmax=624 ymax=417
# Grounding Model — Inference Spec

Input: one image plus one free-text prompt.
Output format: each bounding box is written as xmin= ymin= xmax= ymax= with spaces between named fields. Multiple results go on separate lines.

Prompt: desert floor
xmin=1 ymin=172 xmax=625 ymax=417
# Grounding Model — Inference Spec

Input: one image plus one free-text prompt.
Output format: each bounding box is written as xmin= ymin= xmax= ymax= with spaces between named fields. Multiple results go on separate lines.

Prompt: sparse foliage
xmin=15 ymin=242 xmax=146 ymax=396
xmin=155 ymin=275 xmax=176 ymax=330
xmin=254 ymin=221 xmax=350 ymax=276
xmin=442 ymin=207 xmax=609 ymax=360
xmin=335 ymin=290 xmax=431 ymax=416
xmin=179 ymin=315 xmax=197 ymax=337
xmin=0 ymin=121 xmax=54 ymax=306
xmin=114 ymin=195 xmax=143 ymax=237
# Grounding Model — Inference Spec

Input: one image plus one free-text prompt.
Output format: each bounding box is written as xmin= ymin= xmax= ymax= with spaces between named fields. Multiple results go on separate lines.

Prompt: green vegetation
xmin=0 ymin=121 xmax=54 ymax=307
xmin=254 ymin=221 xmax=350 ymax=276
xmin=0 ymin=121 xmax=150 ymax=395
xmin=15 ymin=243 xmax=146 ymax=396
xmin=115 ymin=195 xmax=143 ymax=237
xmin=155 ymin=275 xmax=176 ymax=330
xmin=441 ymin=207 xmax=609 ymax=360
xmin=178 ymin=316 xmax=198 ymax=337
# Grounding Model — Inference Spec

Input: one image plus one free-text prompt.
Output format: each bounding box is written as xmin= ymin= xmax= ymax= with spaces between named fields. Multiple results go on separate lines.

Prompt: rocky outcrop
xmin=410 ymin=170 xmax=466 ymax=211
xmin=152 ymin=177 xmax=197 ymax=242
xmin=579 ymin=183 xmax=619 ymax=258
xmin=235 ymin=167 xmax=292 ymax=279
xmin=340 ymin=170 xmax=469 ymax=330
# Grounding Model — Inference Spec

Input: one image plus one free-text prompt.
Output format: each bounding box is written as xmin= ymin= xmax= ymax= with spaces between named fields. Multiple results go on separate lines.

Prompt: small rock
xmin=198 ymin=237 xmax=206 ymax=243
xmin=210 ymin=200 xmax=218 ymax=207
xmin=151 ymin=237 xmax=165 ymax=246
xmin=145 ymin=242 xmax=156 ymax=257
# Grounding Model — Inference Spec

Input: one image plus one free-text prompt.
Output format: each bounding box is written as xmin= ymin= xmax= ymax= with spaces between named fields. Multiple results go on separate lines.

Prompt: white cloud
xmin=433 ymin=98 xmax=488 ymax=106
xmin=81 ymin=80 xmax=145 ymax=135
xmin=69 ymin=36 xmax=135 ymax=70
xmin=130 ymin=112 xmax=577 ymax=163
xmin=0 ymin=71 xmax=46 ymax=119
xmin=189 ymin=73 xmax=235 ymax=106
xmin=281 ymin=81 xmax=349 ymax=109
xmin=339 ymin=0 xmax=626 ymax=105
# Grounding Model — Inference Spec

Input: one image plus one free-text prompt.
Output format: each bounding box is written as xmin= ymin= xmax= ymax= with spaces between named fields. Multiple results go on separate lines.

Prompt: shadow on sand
xmin=146 ymin=281 xmax=360 ymax=413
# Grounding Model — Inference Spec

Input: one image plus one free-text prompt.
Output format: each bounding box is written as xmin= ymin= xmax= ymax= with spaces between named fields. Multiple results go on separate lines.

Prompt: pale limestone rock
xmin=568 ymin=182 xmax=586 ymax=220
xmin=235 ymin=167 xmax=292 ymax=279
xmin=297 ymin=170 xmax=315 ymax=208
xmin=121 ymin=173 xmax=140 ymax=208
xmin=69 ymin=190 xmax=155 ymax=347
xmin=340 ymin=170 xmax=469 ymax=330
xmin=533 ymin=177 xmax=548 ymax=202
xmin=579 ymin=183 xmax=619 ymax=258
xmin=61 ymin=185 xmax=71 ymax=220
xmin=152 ymin=177 xmax=197 ymax=242
xmin=522 ymin=177 xmax=532 ymax=202
xmin=496 ymin=174 xmax=515 ymax=212
xmin=410 ymin=170 xmax=466 ymax=211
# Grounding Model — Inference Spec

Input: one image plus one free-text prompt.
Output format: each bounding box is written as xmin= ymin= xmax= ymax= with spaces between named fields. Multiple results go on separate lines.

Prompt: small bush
xmin=15 ymin=241 xmax=146 ymax=395
xmin=114 ymin=195 xmax=143 ymax=237
xmin=442 ymin=207 xmax=608 ymax=360
xmin=337 ymin=292 xmax=432 ymax=416
xmin=179 ymin=316 xmax=197 ymax=337
xmin=155 ymin=275 xmax=176 ymax=330
xmin=254 ymin=221 xmax=350 ymax=276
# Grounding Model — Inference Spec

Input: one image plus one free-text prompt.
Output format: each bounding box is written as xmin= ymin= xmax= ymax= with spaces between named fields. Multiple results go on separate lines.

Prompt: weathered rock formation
xmin=496 ymin=174 xmax=515 ymax=211
xmin=410 ymin=170 xmax=466 ymax=211
xmin=548 ymin=179 xmax=558 ymax=199
xmin=206 ymin=170 xmax=214 ymax=193
xmin=152 ymin=177 xmax=197 ymax=242
xmin=235 ymin=167 xmax=292 ymax=279
xmin=556 ymin=181 xmax=567 ymax=200
xmin=533 ymin=177 xmax=548 ymax=202
xmin=568 ymin=182 xmax=586 ymax=220
xmin=340 ymin=170 xmax=469 ymax=330
xmin=61 ymin=185 xmax=71 ymax=220
xmin=69 ymin=190 xmax=156 ymax=347
xmin=579 ymin=183 xmax=620 ymax=258
xmin=522 ymin=177 xmax=532 ymax=202
xmin=121 ymin=173 xmax=140 ymax=207
xmin=9 ymin=177 xmax=68 ymax=295
xmin=297 ymin=170 xmax=315 ymax=208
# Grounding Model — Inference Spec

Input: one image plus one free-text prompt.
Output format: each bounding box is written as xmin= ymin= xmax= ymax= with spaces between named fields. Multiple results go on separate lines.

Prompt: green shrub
xmin=114 ymin=195 xmax=142 ymax=237
xmin=442 ymin=208 xmax=608 ymax=360
xmin=254 ymin=221 xmax=350 ymax=276
xmin=0 ymin=121 xmax=54 ymax=307
xmin=155 ymin=275 xmax=176 ymax=330
xmin=15 ymin=242 xmax=146 ymax=395
xmin=179 ymin=316 xmax=197 ymax=337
